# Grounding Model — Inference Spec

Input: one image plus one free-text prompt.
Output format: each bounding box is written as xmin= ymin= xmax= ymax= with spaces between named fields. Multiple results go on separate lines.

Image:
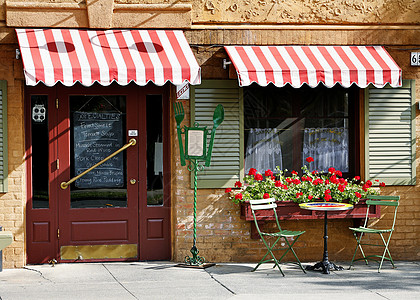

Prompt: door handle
xmin=130 ymin=179 xmax=137 ymax=185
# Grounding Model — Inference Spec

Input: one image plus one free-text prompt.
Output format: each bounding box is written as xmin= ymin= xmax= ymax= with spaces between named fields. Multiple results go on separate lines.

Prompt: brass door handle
xmin=130 ymin=179 xmax=137 ymax=185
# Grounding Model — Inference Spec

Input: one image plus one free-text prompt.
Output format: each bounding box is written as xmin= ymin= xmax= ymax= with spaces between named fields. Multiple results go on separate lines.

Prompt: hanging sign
xmin=176 ymin=82 xmax=190 ymax=99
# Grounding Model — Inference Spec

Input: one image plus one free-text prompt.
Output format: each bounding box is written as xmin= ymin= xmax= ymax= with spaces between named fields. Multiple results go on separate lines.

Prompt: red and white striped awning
xmin=16 ymin=28 xmax=201 ymax=87
xmin=224 ymin=45 xmax=401 ymax=88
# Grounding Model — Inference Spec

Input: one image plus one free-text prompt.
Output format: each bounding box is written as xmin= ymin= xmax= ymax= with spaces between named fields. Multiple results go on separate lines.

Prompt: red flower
xmin=354 ymin=176 xmax=360 ymax=181
xmin=235 ymin=193 xmax=243 ymax=200
xmin=271 ymin=175 xmax=276 ymax=180
xmin=308 ymin=195 xmax=313 ymax=200
xmin=225 ymin=188 xmax=232 ymax=193
xmin=234 ymin=181 xmax=242 ymax=188
xmin=324 ymin=194 xmax=332 ymax=201
xmin=296 ymin=192 xmax=303 ymax=198
xmin=366 ymin=180 xmax=373 ymax=187
xmin=324 ymin=180 xmax=330 ymax=185
xmin=379 ymin=182 xmax=386 ymax=187
xmin=328 ymin=167 xmax=335 ymax=174
xmin=248 ymin=168 xmax=257 ymax=176
xmin=254 ymin=174 xmax=263 ymax=181
xmin=306 ymin=157 xmax=314 ymax=163
xmin=335 ymin=170 xmax=342 ymax=177
xmin=291 ymin=170 xmax=298 ymax=176
xmin=355 ymin=192 xmax=362 ymax=198
xmin=263 ymin=193 xmax=270 ymax=199
xmin=275 ymin=180 xmax=282 ymax=187
xmin=338 ymin=184 xmax=345 ymax=192
xmin=293 ymin=179 xmax=301 ymax=185
xmin=339 ymin=178 xmax=346 ymax=184
xmin=265 ymin=169 xmax=273 ymax=177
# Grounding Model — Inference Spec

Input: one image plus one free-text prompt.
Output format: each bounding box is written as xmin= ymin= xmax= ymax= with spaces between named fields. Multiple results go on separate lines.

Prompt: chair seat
xmin=261 ymin=230 xmax=305 ymax=237
xmin=349 ymin=227 xmax=393 ymax=234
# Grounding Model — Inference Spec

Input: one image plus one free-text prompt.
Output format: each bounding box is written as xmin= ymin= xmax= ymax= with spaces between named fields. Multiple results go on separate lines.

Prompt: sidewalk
xmin=0 ymin=261 xmax=419 ymax=299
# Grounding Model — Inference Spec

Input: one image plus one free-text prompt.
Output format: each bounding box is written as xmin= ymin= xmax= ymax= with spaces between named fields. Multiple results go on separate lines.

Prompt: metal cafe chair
xmin=249 ymin=198 xmax=306 ymax=276
xmin=348 ymin=195 xmax=400 ymax=272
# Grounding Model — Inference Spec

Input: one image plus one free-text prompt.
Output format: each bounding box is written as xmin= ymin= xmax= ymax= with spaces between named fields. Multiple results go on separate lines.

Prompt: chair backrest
xmin=363 ymin=195 xmax=400 ymax=229
xmin=249 ymin=198 xmax=281 ymax=232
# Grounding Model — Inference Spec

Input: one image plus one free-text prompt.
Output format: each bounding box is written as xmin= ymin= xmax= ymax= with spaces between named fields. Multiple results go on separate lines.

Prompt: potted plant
xmin=225 ymin=157 xmax=385 ymax=224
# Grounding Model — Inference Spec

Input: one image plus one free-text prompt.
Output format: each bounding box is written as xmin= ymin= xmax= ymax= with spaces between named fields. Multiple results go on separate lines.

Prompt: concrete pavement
xmin=0 ymin=261 xmax=419 ymax=299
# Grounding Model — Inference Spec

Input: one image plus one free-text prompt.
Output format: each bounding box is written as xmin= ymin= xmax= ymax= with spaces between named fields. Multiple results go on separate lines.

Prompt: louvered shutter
xmin=191 ymin=80 xmax=243 ymax=188
xmin=365 ymin=80 xmax=416 ymax=185
xmin=0 ymin=81 xmax=7 ymax=192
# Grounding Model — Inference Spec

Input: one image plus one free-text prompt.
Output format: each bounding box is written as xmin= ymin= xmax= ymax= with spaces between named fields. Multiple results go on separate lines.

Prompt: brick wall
xmin=171 ymin=29 xmax=420 ymax=263
xmin=0 ymin=44 xmax=26 ymax=268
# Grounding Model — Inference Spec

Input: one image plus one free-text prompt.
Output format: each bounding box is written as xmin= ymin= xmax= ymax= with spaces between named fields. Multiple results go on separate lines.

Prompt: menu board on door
xmin=73 ymin=112 xmax=124 ymax=188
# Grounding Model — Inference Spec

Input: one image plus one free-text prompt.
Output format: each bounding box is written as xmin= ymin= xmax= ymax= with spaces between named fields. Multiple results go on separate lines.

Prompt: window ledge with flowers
xmin=225 ymin=157 xmax=385 ymax=238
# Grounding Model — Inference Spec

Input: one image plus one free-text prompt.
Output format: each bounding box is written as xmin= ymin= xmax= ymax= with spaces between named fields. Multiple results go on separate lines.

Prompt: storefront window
xmin=70 ymin=95 xmax=127 ymax=208
xmin=146 ymin=95 xmax=164 ymax=206
xmin=31 ymin=95 xmax=49 ymax=209
xmin=244 ymin=84 xmax=358 ymax=175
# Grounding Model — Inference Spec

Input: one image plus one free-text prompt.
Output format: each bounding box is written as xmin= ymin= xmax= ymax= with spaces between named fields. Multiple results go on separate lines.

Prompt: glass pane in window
xmin=31 ymin=95 xmax=49 ymax=209
xmin=244 ymin=84 xmax=354 ymax=175
xmin=146 ymin=95 xmax=164 ymax=206
xmin=70 ymin=96 xmax=127 ymax=208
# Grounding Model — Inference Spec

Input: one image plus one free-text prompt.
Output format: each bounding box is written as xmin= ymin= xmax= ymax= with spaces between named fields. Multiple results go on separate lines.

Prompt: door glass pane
xmin=146 ymin=95 xmax=163 ymax=206
xmin=31 ymin=95 xmax=49 ymax=209
xmin=69 ymin=96 xmax=127 ymax=208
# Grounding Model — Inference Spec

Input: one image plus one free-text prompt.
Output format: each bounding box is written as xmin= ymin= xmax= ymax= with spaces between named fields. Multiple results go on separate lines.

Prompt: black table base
xmin=306 ymin=210 xmax=345 ymax=274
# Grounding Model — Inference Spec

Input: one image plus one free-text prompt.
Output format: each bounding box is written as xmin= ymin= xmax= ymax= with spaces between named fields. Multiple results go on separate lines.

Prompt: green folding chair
xmin=249 ymin=198 xmax=306 ymax=276
xmin=349 ymin=195 xmax=400 ymax=272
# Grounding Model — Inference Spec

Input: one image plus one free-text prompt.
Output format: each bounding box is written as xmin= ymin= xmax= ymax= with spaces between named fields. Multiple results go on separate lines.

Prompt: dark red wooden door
xmin=26 ymin=83 xmax=171 ymax=263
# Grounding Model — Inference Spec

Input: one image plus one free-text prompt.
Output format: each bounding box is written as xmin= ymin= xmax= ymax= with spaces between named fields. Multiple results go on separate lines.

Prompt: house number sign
xmin=411 ymin=52 xmax=420 ymax=66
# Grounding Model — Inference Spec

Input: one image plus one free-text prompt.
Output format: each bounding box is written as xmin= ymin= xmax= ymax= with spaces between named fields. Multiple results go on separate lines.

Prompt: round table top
xmin=299 ymin=202 xmax=354 ymax=211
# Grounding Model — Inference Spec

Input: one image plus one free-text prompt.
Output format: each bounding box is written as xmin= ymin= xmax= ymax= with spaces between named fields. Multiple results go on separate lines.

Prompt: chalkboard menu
xmin=73 ymin=112 xmax=124 ymax=188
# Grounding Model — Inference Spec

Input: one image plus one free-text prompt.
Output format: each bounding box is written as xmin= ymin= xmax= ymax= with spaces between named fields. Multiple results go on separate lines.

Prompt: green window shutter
xmin=365 ymin=79 xmax=416 ymax=185
xmin=0 ymin=81 xmax=7 ymax=192
xmin=191 ymin=80 xmax=243 ymax=188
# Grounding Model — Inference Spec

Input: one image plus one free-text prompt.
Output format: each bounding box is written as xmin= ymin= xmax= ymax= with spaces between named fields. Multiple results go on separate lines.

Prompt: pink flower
xmin=248 ymin=168 xmax=257 ymax=176
xmin=265 ymin=169 xmax=273 ymax=177
xmin=254 ymin=174 xmax=263 ymax=181
xmin=263 ymin=193 xmax=270 ymax=199
xmin=306 ymin=157 xmax=314 ymax=163
xmin=235 ymin=193 xmax=243 ymax=200
xmin=225 ymin=188 xmax=232 ymax=193
xmin=234 ymin=181 xmax=242 ymax=188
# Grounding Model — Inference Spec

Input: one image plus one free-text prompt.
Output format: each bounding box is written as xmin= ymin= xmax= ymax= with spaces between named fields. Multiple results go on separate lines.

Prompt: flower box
xmin=240 ymin=200 xmax=380 ymax=239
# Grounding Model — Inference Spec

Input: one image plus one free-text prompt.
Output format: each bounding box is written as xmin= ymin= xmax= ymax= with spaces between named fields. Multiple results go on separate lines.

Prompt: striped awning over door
xmin=16 ymin=28 xmax=201 ymax=87
xmin=224 ymin=45 xmax=401 ymax=88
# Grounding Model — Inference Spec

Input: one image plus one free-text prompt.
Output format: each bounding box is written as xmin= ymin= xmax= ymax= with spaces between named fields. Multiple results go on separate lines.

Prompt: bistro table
xmin=299 ymin=202 xmax=354 ymax=274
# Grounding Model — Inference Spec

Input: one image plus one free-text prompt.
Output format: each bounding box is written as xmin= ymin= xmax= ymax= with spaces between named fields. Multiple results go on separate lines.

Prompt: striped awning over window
xmin=16 ymin=28 xmax=201 ymax=87
xmin=224 ymin=45 xmax=401 ymax=88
